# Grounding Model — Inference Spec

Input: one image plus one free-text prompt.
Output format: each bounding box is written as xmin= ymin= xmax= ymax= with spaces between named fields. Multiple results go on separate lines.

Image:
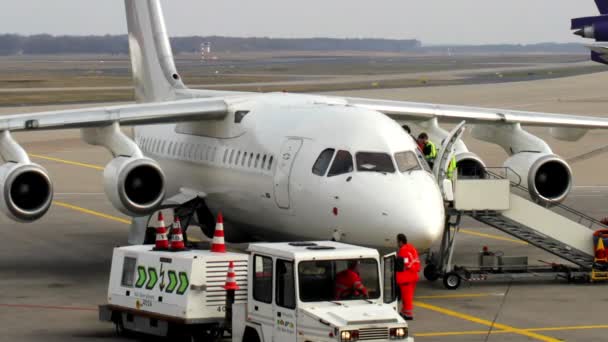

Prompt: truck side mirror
xmin=394 ymin=256 xmax=405 ymax=273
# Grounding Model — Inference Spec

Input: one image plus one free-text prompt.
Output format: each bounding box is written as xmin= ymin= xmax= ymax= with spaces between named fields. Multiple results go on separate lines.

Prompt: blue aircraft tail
xmin=596 ymin=0 xmax=608 ymax=14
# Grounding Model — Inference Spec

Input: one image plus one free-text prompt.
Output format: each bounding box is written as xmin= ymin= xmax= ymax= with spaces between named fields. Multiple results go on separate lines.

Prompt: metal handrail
xmin=467 ymin=166 xmax=608 ymax=230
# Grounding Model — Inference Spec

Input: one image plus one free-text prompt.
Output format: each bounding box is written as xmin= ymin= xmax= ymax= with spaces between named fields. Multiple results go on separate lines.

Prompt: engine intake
xmin=503 ymin=152 xmax=572 ymax=205
xmin=104 ymin=157 xmax=165 ymax=216
xmin=0 ymin=163 xmax=53 ymax=222
xmin=455 ymin=152 xmax=486 ymax=179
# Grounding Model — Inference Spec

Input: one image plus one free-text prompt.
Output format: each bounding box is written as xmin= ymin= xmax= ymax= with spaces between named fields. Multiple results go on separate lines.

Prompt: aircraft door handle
xmin=254 ymin=306 xmax=259 ymax=311
xmin=277 ymin=312 xmax=282 ymax=317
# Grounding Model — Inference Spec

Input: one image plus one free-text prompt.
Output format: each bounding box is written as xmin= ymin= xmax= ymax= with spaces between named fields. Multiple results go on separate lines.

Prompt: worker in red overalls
xmin=396 ymin=234 xmax=420 ymax=320
xmin=335 ymin=260 xmax=369 ymax=300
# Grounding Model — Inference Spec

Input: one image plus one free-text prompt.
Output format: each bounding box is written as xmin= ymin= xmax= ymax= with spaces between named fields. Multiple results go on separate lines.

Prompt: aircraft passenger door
xmin=382 ymin=253 xmax=398 ymax=311
xmin=433 ymin=121 xmax=466 ymax=200
xmin=274 ymin=138 xmax=303 ymax=209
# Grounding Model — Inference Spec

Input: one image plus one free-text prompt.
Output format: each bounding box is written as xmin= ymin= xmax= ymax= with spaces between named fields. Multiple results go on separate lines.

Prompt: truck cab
xmin=232 ymin=241 xmax=412 ymax=342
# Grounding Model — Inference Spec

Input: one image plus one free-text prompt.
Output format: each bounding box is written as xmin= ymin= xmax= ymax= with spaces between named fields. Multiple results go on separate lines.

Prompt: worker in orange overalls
xmin=396 ymin=233 xmax=420 ymax=320
xmin=335 ymin=260 xmax=369 ymax=300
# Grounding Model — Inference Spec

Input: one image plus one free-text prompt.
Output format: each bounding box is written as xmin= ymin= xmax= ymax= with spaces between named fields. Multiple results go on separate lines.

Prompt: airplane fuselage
xmin=135 ymin=93 xmax=445 ymax=250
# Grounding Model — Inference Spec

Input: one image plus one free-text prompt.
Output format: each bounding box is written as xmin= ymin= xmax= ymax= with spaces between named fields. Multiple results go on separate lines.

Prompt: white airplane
xmin=2 ymin=0 xmax=607 ymax=251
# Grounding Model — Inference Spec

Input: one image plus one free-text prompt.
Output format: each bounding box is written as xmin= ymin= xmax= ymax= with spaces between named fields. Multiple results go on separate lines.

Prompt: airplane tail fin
xmin=596 ymin=0 xmax=608 ymax=14
xmin=124 ymin=0 xmax=185 ymax=103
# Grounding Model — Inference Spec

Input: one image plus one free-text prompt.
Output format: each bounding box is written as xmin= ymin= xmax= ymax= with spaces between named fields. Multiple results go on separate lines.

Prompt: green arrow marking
xmin=146 ymin=267 xmax=158 ymax=290
xmin=166 ymin=271 xmax=178 ymax=293
xmin=135 ymin=266 xmax=147 ymax=288
xmin=177 ymin=272 xmax=189 ymax=295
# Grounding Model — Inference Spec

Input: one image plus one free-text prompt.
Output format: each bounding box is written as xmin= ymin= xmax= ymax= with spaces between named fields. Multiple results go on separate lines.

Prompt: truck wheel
xmin=443 ymin=272 xmax=461 ymax=290
xmin=243 ymin=327 xmax=261 ymax=342
xmin=424 ymin=264 xmax=440 ymax=282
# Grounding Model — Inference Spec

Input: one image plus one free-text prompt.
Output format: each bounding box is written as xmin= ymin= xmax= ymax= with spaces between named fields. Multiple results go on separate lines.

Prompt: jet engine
xmin=104 ymin=157 xmax=165 ymax=216
xmin=0 ymin=163 xmax=53 ymax=222
xmin=503 ymin=152 xmax=572 ymax=205
xmin=455 ymin=152 xmax=486 ymax=178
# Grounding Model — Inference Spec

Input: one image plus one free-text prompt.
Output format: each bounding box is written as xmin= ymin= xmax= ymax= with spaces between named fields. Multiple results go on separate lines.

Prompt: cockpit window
xmin=328 ymin=150 xmax=353 ymax=177
xmin=312 ymin=148 xmax=335 ymax=176
xmin=356 ymin=152 xmax=395 ymax=173
xmin=395 ymin=151 xmax=421 ymax=172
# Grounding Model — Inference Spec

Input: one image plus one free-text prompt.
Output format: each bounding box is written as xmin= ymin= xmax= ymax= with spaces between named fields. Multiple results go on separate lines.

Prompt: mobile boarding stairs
xmin=427 ymin=168 xmax=607 ymax=290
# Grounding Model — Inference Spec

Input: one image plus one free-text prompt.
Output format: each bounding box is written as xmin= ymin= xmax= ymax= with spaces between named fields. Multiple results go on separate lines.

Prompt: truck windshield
xmin=298 ymin=258 xmax=380 ymax=302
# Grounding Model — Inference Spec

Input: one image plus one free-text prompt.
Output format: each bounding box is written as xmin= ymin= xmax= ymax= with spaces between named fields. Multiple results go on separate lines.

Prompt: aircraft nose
xmin=387 ymin=173 xmax=444 ymax=250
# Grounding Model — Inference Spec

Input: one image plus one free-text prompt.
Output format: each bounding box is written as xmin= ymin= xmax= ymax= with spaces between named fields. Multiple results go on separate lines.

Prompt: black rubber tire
xmin=443 ymin=272 xmax=461 ymax=290
xmin=424 ymin=264 xmax=440 ymax=282
xmin=243 ymin=327 xmax=261 ymax=342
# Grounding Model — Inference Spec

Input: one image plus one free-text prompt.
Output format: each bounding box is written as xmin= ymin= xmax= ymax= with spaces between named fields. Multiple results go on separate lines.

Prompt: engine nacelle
xmin=503 ymin=153 xmax=572 ymax=205
xmin=0 ymin=163 xmax=53 ymax=222
xmin=104 ymin=157 xmax=165 ymax=216
xmin=455 ymin=152 xmax=486 ymax=178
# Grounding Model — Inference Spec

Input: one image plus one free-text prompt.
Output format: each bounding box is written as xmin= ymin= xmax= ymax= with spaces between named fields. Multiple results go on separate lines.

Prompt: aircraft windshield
xmin=298 ymin=258 xmax=380 ymax=302
xmin=356 ymin=152 xmax=395 ymax=173
xmin=395 ymin=151 xmax=421 ymax=172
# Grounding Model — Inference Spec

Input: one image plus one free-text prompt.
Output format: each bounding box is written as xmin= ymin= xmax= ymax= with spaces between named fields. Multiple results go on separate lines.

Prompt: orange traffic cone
xmin=170 ymin=216 xmax=186 ymax=251
xmin=223 ymin=261 xmax=240 ymax=291
xmin=211 ymin=213 xmax=226 ymax=253
xmin=596 ymin=237 xmax=607 ymax=263
xmin=153 ymin=212 xmax=169 ymax=250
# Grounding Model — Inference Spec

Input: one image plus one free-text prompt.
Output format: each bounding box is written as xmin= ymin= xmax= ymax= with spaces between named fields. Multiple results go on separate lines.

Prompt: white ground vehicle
xmin=100 ymin=241 xmax=412 ymax=341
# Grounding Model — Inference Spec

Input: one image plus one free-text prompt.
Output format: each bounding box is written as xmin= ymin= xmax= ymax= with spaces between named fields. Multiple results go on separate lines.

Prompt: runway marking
xmin=414 ymin=301 xmax=559 ymax=342
xmin=30 ymin=154 xmax=105 ymax=170
xmin=458 ymin=228 xmax=528 ymax=245
xmin=416 ymin=292 xmax=503 ymax=300
xmin=52 ymin=201 xmax=204 ymax=243
xmin=0 ymin=303 xmax=96 ymax=312
xmin=53 ymin=201 xmax=131 ymax=225
xmin=415 ymin=325 xmax=608 ymax=338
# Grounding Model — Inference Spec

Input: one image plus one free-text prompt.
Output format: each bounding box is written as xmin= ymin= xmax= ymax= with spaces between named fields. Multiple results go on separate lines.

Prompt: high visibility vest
xmin=447 ymin=156 xmax=457 ymax=180
xmin=396 ymin=244 xmax=420 ymax=284
xmin=335 ymin=269 xmax=368 ymax=299
xmin=423 ymin=141 xmax=437 ymax=162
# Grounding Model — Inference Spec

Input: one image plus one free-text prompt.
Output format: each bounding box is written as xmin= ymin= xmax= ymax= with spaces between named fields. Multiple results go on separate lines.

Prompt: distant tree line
xmin=0 ymin=34 xmax=586 ymax=55
xmin=0 ymin=34 xmax=422 ymax=55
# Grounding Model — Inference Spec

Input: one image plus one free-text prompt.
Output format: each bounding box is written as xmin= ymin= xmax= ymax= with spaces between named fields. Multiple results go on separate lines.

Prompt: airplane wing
xmin=588 ymin=45 xmax=608 ymax=65
xmin=345 ymin=97 xmax=608 ymax=130
xmin=0 ymin=97 xmax=230 ymax=132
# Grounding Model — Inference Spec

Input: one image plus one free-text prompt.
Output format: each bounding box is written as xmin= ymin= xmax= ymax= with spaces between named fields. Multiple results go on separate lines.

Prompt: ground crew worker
xmin=446 ymin=155 xmax=457 ymax=180
xmin=402 ymin=125 xmax=420 ymax=150
xmin=396 ymin=234 xmax=420 ymax=320
xmin=335 ymin=260 xmax=369 ymax=300
xmin=417 ymin=133 xmax=437 ymax=168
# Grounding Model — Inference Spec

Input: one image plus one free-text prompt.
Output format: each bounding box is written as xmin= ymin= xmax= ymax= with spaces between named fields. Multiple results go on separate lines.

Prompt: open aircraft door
xmin=274 ymin=138 xmax=303 ymax=209
xmin=433 ymin=121 xmax=466 ymax=201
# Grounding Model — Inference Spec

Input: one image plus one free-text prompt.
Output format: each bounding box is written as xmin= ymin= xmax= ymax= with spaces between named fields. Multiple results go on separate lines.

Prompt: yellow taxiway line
xmin=415 ymin=325 xmax=608 ymax=338
xmin=416 ymin=292 xmax=501 ymax=300
xmin=414 ymin=301 xmax=560 ymax=342
xmin=53 ymin=201 xmax=131 ymax=224
xmin=30 ymin=154 xmax=105 ymax=171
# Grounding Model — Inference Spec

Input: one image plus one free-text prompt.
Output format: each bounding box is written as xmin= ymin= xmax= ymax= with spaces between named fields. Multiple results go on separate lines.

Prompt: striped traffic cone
xmin=153 ymin=212 xmax=169 ymax=251
xmin=223 ymin=261 xmax=240 ymax=290
xmin=596 ymin=237 xmax=607 ymax=263
xmin=211 ymin=213 xmax=226 ymax=253
xmin=170 ymin=216 xmax=186 ymax=251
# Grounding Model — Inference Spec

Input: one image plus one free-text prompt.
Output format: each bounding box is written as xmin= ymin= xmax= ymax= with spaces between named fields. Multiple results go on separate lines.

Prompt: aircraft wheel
xmin=443 ymin=272 xmax=461 ymax=290
xmin=424 ymin=264 xmax=440 ymax=282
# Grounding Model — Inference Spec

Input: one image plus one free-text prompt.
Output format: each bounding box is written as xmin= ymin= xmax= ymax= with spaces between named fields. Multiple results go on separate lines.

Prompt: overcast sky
xmin=0 ymin=1 xmax=599 ymax=45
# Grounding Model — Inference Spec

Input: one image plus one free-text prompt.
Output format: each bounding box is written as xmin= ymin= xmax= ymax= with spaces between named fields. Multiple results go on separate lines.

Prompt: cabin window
xmin=261 ymin=155 xmax=267 ymax=169
xmin=312 ymin=148 xmax=335 ymax=176
xmin=356 ymin=152 xmax=395 ymax=173
xmin=223 ymin=149 xmax=228 ymax=163
xmin=255 ymin=154 xmax=260 ymax=168
xmin=248 ymin=153 xmax=254 ymax=167
xmin=253 ymin=255 xmax=273 ymax=304
xmin=327 ymin=150 xmax=353 ymax=177
xmin=161 ymin=141 xmax=166 ymax=154
xmin=276 ymin=259 xmax=295 ymax=309
xmin=213 ymin=147 xmax=218 ymax=161
xmin=268 ymin=156 xmax=274 ymax=171
xmin=229 ymin=149 xmax=235 ymax=164
xmin=242 ymin=152 xmax=248 ymax=166
xmin=178 ymin=143 xmax=184 ymax=157
xmin=236 ymin=151 xmax=242 ymax=165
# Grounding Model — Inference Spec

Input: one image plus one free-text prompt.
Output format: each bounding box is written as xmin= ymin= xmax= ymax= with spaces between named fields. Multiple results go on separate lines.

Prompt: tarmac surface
xmin=2 ymin=71 xmax=608 ymax=341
